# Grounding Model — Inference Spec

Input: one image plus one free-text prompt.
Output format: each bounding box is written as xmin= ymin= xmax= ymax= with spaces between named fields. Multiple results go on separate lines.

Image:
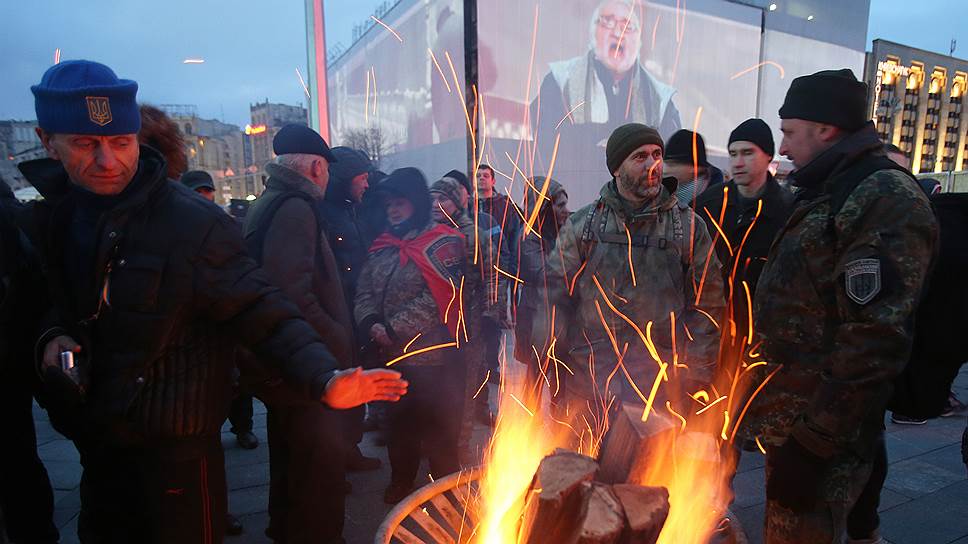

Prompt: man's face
xmin=195 ymin=187 xmax=216 ymax=202
xmin=663 ymin=161 xmax=705 ymax=186
xmin=431 ymin=193 xmax=459 ymax=224
xmin=386 ymin=196 xmax=415 ymax=225
xmin=38 ymin=131 xmax=139 ymax=195
xmin=593 ymin=1 xmax=642 ymax=76
xmin=779 ymin=119 xmax=834 ymax=170
xmin=476 ymin=168 xmax=495 ymax=194
xmin=349 ymin=172 xmax=369 ymax=203
xmin=552 ymin=192 xmax=570 ymax=227
xmin=613 ymin=143 xmax=663 ymax=203
xmin=728 ymin=141 xmax=772 ymax=188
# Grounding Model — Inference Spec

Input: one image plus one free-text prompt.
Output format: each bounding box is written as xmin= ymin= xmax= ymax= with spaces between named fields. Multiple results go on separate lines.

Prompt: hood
xmin=264 ymin=161 xmax=326 ymax=200
xmin=325 ymin=146 xmax=372 ymax=203
xmin=380 ymin=167 xmax=431 ymax=232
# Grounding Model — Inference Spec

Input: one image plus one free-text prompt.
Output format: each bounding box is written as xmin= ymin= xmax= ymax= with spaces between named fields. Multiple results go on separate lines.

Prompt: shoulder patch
xmin=845 ymin=258 xmax=881 ymax=305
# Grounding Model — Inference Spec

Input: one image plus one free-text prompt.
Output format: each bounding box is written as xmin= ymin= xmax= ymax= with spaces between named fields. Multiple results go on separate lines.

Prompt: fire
xmin=475 ymin=371 xmax=568 ymax=544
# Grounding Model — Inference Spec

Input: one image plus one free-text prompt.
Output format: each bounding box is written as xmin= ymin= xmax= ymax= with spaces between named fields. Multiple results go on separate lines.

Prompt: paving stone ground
xmin=19 ymin=360 xmax=968 ymax=544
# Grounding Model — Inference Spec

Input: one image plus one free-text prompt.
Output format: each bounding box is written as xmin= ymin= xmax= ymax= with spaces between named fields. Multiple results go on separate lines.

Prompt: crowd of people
xmin=0 ymin=59 xmax=959 ymax=544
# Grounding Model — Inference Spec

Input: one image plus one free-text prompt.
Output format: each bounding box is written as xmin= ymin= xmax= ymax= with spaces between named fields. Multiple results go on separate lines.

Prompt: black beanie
xmin=664 ymin=129 xmax=709 ymax=166
xmin=606 ymin=123 xmax=664 ymax=175
xmin=729 ymin=118 xmax=775 ymax=157
xmin=444 ymin=169 xmax=471 ymax=195
xmin=779 ymin=69 xmax=868 ymax=131
xmin=328 ymin=147 xmax=371 ymax=183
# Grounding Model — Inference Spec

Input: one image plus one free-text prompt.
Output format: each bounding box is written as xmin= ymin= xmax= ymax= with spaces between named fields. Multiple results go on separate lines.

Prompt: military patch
xmin=85 ymin=96 xmax=112 ymax=126
xmin=427 ymin=237 xmax=464 ymax=280
xmin=844 ymin=258 xmax=881 ymax=305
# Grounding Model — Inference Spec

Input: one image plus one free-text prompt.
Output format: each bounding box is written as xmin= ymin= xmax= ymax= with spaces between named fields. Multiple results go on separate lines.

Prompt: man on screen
xmin=531 ymin=0 xmax=681 ymax=144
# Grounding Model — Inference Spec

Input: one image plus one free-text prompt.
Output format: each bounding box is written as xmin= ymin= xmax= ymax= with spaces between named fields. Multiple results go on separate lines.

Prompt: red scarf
xmin=369 ymin=224 xmax=465 ymax=336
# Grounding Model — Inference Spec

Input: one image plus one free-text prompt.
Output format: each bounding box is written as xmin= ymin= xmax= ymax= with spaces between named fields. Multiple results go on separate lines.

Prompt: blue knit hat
xmin=31 ymin=60 xmax=140 ymax=135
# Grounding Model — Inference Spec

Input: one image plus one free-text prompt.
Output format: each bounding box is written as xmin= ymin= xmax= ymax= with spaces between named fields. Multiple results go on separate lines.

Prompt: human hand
xmin=322 ymin=367 xmax=408 ymax=409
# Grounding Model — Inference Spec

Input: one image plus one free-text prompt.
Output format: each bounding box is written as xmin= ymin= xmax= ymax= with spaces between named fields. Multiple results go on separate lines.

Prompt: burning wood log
xmin=571 ymin=482 xmax=625 ymax=544
xmin=596 ymin=404 xmax=677 ymax=484
xmin=519 ymin=449 xmax=600 ymax=543
xmin=612 ymin=484 xmax=669 ymax=544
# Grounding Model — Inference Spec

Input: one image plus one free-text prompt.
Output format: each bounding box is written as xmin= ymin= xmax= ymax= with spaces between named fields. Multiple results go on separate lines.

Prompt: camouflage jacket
xmin=747 ymin=125 xmax=938 ymax=458
xmin=534 ymin=179 xmax=725 ymax=386
xmin=354 ymin=222 xmax=466 ymax=366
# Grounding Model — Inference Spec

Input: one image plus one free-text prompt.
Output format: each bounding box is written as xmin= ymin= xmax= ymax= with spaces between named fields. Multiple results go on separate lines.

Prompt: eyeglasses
xmin=597 ymin=15 xmax=639 ymax=33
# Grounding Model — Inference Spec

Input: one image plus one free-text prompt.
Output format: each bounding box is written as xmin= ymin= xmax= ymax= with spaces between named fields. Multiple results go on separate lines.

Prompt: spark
xmin=428 ymin=49 xmax=452 ymax=93
xmin=729 ymin=364 xmax=783 ymax=441
xmin=691 ymin=390 xmax=711 ymax=405
xmin=523 ymin=134 xmax=560 ymax=236
xmin=444 ymin=278 xmax=457 ymax=324
xmin=704 ymin=208 xmax=734 ymax=256
xmin=665 ymin=401 xmax=687 ymax=431
xmin=591 ymin=275 xmax=661 ymax=363
xmin=384 ymin=342 xmax=458 ymax=366
xmin=754 ymin=436 xmax=767 ymax=454
xmin=555 ymin=100 xmax=586 ymax=131
xmin=437 ymin=201 xmax=460 ymax=229
xmin=695 ymin=395 xmax=728 ymax=415
xmin=295 ymin=67 xmax=311 ymax=98
xmin=624 ymin=224 xmax=637 ymax=287
xmin=53 ymin=48 xmax=61 ymax=64
xmin=473 ymin=370 xmax=491 ymax=399
xmin=494 ymin=265 xmax=524 ymax=284
xmin=568 ymin=260 xmax=588 ymax=296
xmin=721 ymin=410 xmax=731 ymax=440
xmin=693 ymin=307 xmax=720 ymax=329
xmin=182 ymin=58 xmax=205 ymax=64
xmin=364 ymin=68 xmax=370 ymax=125
xmin=730 ymin=61 xmax=785 ymax=80
xmin=369 ymin=15 xmax=403 ymax=42
xmin=370 ymin=66 xmax=378 ymax=116
xmin=403 ymin=333 xmax=422 ymax=353
xmin=742 ymin=281 xmax=754 ymax=345
xmin=508 ymin=393 xmax=534 ymax=417
xmin=613 ymin=13 xmax=634 ymax=59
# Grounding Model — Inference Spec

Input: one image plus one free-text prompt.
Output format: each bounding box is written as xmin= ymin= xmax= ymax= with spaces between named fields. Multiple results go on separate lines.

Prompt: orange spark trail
xmin=569 ymin=261 xmax=588 ymax=296
xmin=729 ymin=199 xmax=764 ymax=289
xmin=369 ymin=15 xmax=403 ymax=42
xmin=624 ymin=224 xmax=637 ymax=287
xmin=555 ymin=100 xmax=586 ymax=131
xmin=703 ymin=209 xmax=734 ymax=256
xmin=522 ymin=134 xmax=560 ymax=236
xmin=54 ymin=48 xmax=61 ymax=64
xmin=742 ymin=281 xmax=754 ymax=345
xmin=754 ymin=436 xmax=767 ymax=454
xmin=403 ymin=333 xmax=422 ymax=353
xmin=665 ymin=401 xmax=687 ymax=431
xmin=693 ymin=307 xmax=720 ymax=329
xmin=370 ymin=66 xmax=378 ymax=115
xmin=695 ymin=395 xmax=727 ymax=415
xmin=444 ymin=278 xmax=457 ymax=324
xmin=613 ymin=12 xmax=634 ymax=59
xmin=364 ymin=69 xmax=370 ymax=125
xmin=385 ymin=342 xmax=457 ymax=366
xmin=473 ymin=370 xmax=491 ymax=399
xmin=428 ymin=49 xmax=452 ymax=93
xmin=508 ymin=393 xmax=535 ymax=417
xmin=729 ymin=364 xmax=782 ymax=441
xmin=436 ymin=201 xmax=460 ymax=229
xmin=494 ymin=265 xmax=524 ymax=285
xmin=295 ymin=67 xmax=311 ymax=98
xmin=731 ymin=61 xmax=785 ymax=80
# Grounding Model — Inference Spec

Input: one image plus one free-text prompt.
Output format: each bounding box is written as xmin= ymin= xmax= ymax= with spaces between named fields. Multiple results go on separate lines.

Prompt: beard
xmin=617 ymin=169 xmax=661 ymax=204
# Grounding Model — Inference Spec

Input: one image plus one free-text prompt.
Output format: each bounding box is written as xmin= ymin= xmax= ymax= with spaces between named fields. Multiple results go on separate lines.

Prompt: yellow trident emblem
xmin=85 ymin=96 xmax=112 ymax=126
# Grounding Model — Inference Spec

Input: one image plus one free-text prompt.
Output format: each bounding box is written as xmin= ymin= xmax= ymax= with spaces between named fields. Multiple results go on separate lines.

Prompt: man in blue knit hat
xmin=22 ymin=60 xmax=407 ymax=543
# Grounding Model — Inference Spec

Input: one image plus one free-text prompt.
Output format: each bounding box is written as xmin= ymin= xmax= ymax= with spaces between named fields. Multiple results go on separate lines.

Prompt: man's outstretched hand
xmin=322 ymin=367 xmax=408 ymax=409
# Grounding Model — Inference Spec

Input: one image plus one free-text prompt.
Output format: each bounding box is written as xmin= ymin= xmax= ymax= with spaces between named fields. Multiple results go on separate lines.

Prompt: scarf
xmin=369 ymin=223 xmax=465 ymax=337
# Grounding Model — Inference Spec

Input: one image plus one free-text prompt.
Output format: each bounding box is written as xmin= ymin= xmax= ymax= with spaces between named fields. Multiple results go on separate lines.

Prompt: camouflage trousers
xmin=764 ymin=438 xmax=878 ymax=544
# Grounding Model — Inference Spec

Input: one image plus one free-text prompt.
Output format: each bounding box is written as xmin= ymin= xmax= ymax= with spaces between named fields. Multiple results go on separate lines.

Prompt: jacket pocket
xmin=109 ymin=254 xmax=166 ymax=312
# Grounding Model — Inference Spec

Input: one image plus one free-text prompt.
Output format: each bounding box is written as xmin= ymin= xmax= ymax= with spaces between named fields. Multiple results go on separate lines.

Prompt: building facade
xmin=0 ymin=120 xmax=42 ymax=191
xmin=865 ymin=39 xmax=968 ymax=174
xmin=248 ymin=101 xmax=308 ymax=171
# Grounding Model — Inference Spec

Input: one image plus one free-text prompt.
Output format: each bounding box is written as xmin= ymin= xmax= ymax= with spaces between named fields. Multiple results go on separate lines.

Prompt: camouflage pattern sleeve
xmin=792 ymin=171 xmax=939 ymax=458
xmin=682 ymin=209 xmax=726 ymax=381
xmin=353 ymin=250 xmax=383 ymax=331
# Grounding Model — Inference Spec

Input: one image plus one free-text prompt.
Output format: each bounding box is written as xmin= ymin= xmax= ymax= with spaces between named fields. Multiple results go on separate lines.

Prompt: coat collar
xmin=264 ymin=162 xmax=326 ymax=201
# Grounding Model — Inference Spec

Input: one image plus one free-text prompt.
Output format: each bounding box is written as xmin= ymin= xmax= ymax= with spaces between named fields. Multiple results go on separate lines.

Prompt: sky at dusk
xmin=1 ymin=0 xmax=965 ymax=128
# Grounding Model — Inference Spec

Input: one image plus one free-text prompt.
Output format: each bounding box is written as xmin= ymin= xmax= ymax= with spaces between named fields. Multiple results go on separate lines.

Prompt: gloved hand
xmin=766 ymin=437 xmax=828 ymax=512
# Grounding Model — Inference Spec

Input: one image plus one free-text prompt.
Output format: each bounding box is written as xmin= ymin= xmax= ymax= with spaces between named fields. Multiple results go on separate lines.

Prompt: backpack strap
xmin=244 ymin=191 xmax=320 ymax=265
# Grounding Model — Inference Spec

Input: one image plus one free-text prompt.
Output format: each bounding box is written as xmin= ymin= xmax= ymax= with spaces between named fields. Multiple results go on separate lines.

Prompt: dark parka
xmin=319 ymin=149 xmax=372 ymax=310
xmin=21 ymin=147 xmax=340 ymax=445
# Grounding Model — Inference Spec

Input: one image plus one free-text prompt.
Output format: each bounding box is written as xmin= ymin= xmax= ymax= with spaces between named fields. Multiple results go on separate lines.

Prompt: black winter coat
xmin=21 ymin=147 xmax=339 ymax=446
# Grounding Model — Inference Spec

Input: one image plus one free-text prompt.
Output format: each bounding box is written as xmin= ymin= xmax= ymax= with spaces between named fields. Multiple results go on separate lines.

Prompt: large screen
xmin=327 ymin=0 xmax=468 ymax=176
xmin=477 ymin=0 xmax=763 ymax=206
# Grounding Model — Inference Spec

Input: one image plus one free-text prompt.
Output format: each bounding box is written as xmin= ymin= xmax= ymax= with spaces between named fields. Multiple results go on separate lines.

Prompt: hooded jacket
xmin=514 ymin=178 xmax=568 ymax=366
xmin=533 ymin=177 xmax=725 ymax=394
xmin=22 ymin=146 xmax=339 ymax=445
xmin=320 ymin=147 xmax=373 ymax=309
